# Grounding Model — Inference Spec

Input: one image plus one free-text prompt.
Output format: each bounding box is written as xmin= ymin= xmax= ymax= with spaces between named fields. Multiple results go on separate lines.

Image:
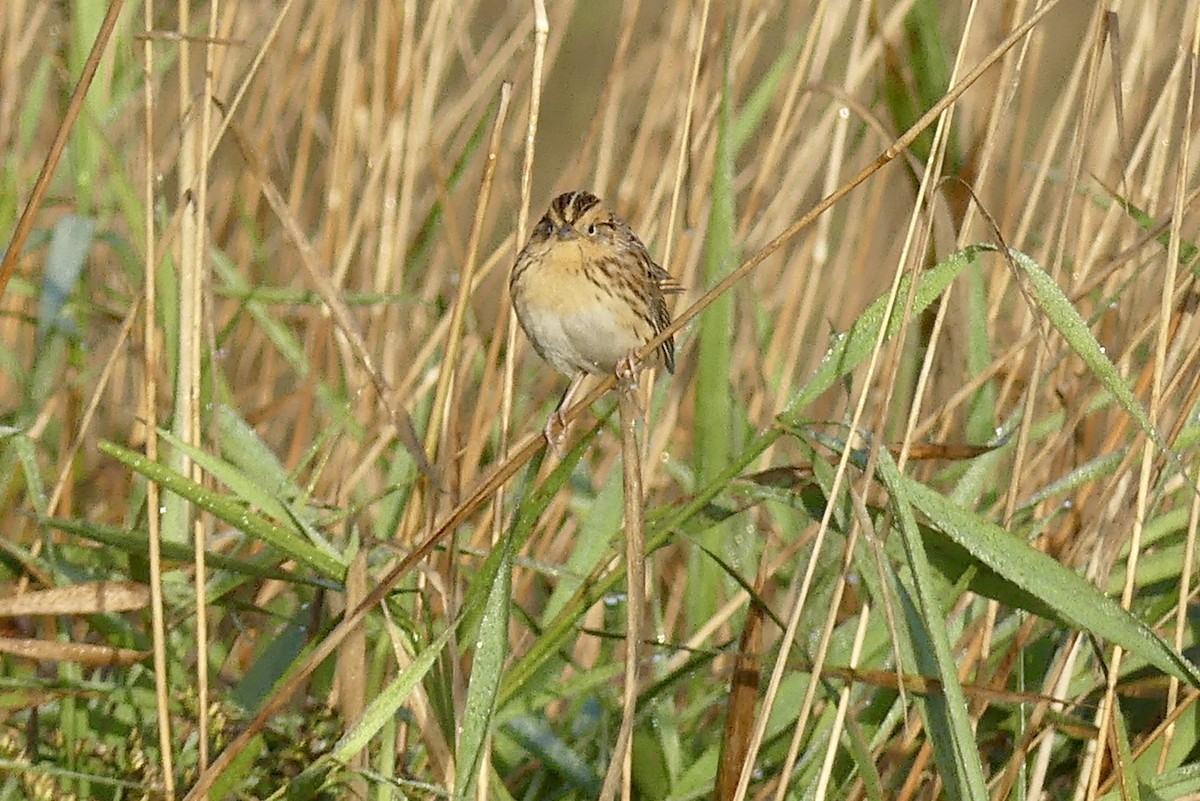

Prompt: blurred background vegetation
xmin=2 ymin=0 xmax=1200 ymax=799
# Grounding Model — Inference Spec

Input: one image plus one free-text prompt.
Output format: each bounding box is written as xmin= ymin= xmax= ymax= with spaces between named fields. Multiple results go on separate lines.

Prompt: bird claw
xmin=540 ymin=357 xmax=647 ymax=455
xmin=616 ymin=351 xmax=640 ymax=391
xmin=543 ymin=409 xmax=568 ymax=454
xmin=616 ymin=352 xmax=647 ymax=418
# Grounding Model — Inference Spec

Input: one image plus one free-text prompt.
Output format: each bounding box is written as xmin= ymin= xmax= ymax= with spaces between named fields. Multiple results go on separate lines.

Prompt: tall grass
xmin=2 ymin=1 xmax=1200 ymax=799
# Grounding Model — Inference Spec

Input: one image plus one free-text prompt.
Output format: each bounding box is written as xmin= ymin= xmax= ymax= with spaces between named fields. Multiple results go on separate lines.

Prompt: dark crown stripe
xmin=553 ymin=190 xmax=601 ymax=223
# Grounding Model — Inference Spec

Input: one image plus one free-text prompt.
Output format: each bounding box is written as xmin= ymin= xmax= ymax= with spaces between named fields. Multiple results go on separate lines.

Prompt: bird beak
xmin=556 ymin=225 xmax=578 ymax=240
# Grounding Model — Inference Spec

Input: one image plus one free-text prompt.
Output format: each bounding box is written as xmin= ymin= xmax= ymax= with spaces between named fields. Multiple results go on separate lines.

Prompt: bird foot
xmin=543 ymin=409 xmax=569 ymax=454
xmin=616 ymin=351 xmax=641 ymax=391
xmin=616 ymin=352 xmax=647 ymax=417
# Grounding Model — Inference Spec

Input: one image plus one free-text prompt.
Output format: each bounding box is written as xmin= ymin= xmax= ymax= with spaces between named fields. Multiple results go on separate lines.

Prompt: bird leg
xmin=545 ymin=372 xmax=587 ymax=452
xmin=616 ymin=350 xmax=646 ymax=417
xmin=615 ymin=351 xmax=641 ymax=390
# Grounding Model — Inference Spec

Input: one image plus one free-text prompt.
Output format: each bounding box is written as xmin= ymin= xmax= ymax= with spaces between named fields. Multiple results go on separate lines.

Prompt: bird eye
xmin=586 ymin=223 xmax=598 ymax=235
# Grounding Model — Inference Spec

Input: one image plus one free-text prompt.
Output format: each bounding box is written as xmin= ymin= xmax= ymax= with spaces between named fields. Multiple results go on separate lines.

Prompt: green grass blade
xmin=1110 ymin=705 xmax=1140 ymax=801
xmin=1016 ymin=449 xmax=1125 ymax=512
xmin=900 ymin=473 xmax=1200 ymax=687
xmin=1007 ymin=248 xmax=1169 ymax=455
xmin=12 ymin=432 xmax=47 ymax=518
xmin=37 ymin=215 xmax=94 ymax=341
xmin=215 ymin=403 xmax=300 ymax=497
xmin=210 ymin=248 xmax=311 ymax=378
xmin=461 ymin=420 xmax=586 ymax=647
xmin=1094 ymin=187 xmax=1200 ymax=268
xmin=1097 ymin=764 xmax=1200 ymax=801
xmin=732 ymin=29 xmax=806 ymax=155
xmin=541 ymin=456 xmax=624 ymax=625
xmin=98 ymin=440 xmax=345 ymax=580
xmin=691 ymin=22 xmax=739 ymax=626
xmin=231 ymin=606 xmax=312 ymax=714
xmin=455 ymin=537 xmax=512 ymax=800
xmin=323 ymin=621 xmax=456 ymax=770
xmin=155 ymin=426 xmax=344 ymax=567
xmin=963 ymin=242 xmax=997 ymax=445
xmin=874 ymin=448 xmax=989 ymax=801
xmin=501 ymin=716 xmax=601 ymax=793
xmin=782 ymin=245 xmax=986 ymax=419
xmin=44 ymin=517 xmax=333 ymax=587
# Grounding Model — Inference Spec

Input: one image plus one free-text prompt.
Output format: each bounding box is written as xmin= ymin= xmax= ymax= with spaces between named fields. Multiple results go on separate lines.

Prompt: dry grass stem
xmin=4 ymin=2 xmax=1200 ymax=798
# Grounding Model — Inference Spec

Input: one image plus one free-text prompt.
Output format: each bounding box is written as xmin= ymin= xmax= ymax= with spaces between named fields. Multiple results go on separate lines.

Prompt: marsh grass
xmin=2 ymin=1 xmax=1200 ymax=799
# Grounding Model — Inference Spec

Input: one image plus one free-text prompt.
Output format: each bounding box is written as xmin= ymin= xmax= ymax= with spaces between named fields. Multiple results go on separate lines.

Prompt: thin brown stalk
xmin=597 ymin=382 xmax=646 ymax=801
xmin=0 ymin=0 xmax=125 ymax=303
xmin=140 ymin=1 xmax=173 ymax=792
